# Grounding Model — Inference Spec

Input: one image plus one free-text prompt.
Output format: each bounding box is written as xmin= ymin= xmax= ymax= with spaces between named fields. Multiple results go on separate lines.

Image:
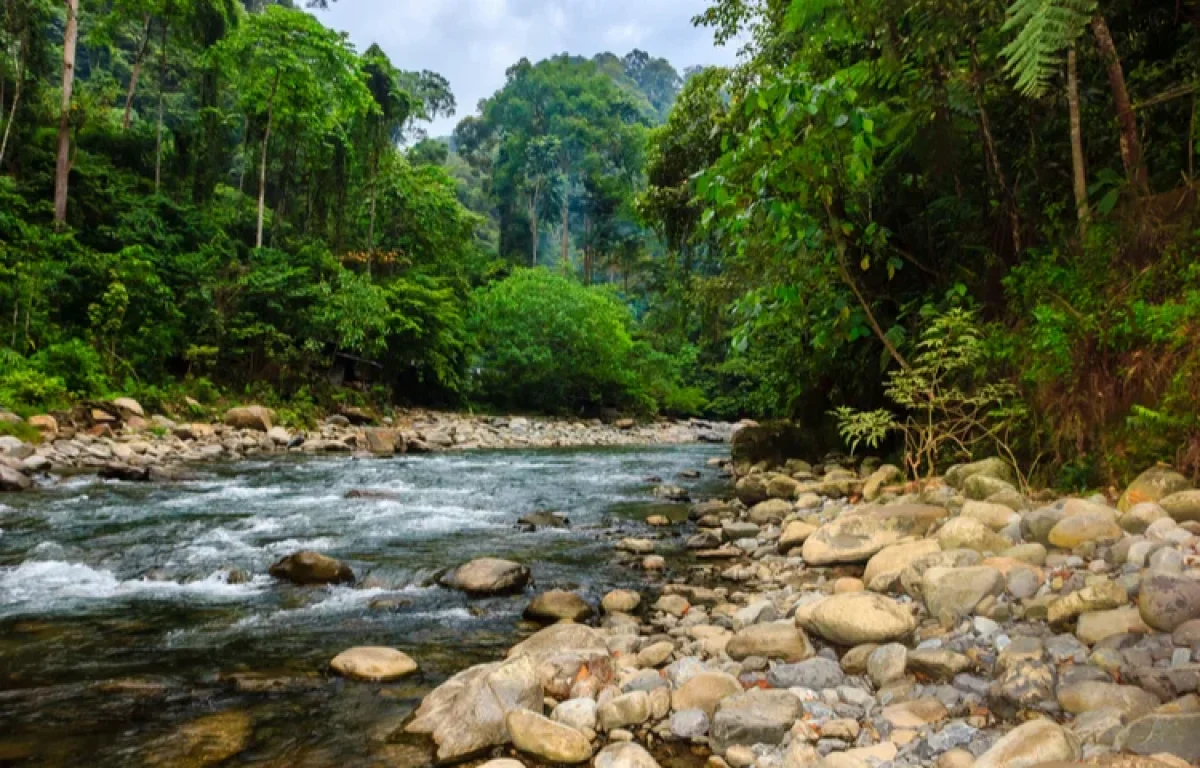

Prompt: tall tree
xmin=53 ymin=0 xmax=79 ymax=225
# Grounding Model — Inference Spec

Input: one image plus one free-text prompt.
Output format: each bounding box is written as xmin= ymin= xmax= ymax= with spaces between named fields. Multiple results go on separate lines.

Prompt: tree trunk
xmin=0 ymin=38 xmax=24 ymax=167
xmin=560 ymin=185 xmax=569 ymax=267
xmin=970 ymin=45 xmax=1021 ymax=254
xmin=54 ymin=0 xmax=80 ymax=227
xmin=1189 ymin=92 xmax=1196 ymax=182
xmin=121 ymin=14 xmax=152 ymax=130
xmin=154 ymin=14 xmax=168 ymax=194
xmin=367 ymin=138 xmax=378 ymax=253
xmin=255 ymin=73 xmax=280 ymax=250
xmin=1091 ymin=13 xmax=1149 ymax=195
xmin=1067 ymin=45 xmax=1090 ymax=238
xmin=823 ymin=200 xmax=909 ymax=370
xmin=528 ymin=196 xmax=539 ymax=266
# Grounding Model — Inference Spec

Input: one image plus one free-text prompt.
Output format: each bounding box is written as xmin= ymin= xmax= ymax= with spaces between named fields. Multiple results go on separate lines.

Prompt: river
xmin=0 ymin=444 xmax=725 ymax=766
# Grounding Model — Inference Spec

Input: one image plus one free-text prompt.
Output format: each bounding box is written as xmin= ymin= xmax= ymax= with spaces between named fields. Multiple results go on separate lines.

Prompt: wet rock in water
xmin=222 ymin=405 xmax=274 ymax=432
xmin=144 ymin=710 xmax=253 ymax=767
xmin=517 ymin=510 xmax=569 ymax=530
xmin=345 ymin=489 xmax=403 ymax=500
xmin=268 ymin=551 xmax=354 ymax=585
xmin=653 ymin=484 xmax=690 ymax=502
xmin=506 ymin=709 xmax=593 ymax=764
xmin=1138 ymin=573 xmax=1200 ymax=631
xmin=593 ymin=741 xmax=661 ymax=768
xmin=1113 ymin=712 xmax=1200 ymax=761
xmin=96 ymin=463 xmax=150 ymax=482
xmin=523 ymin=589 xmax=592 ymax=623
xmin=406 ymin=656 xmax=542 ymax=762
xmin=726 ymin=620 xmax=814 ymax=661
xmin=710 ymin=689 xmax=804 ymax=752
xmin=802 ymin=592 xmax=916 ymax=645
xmin=973 ymin=718 xmax=1079 ymax=768
xmin=441 ymin=557 xmax=531 ymax=595
xmin=601 ymin=589 xmax=640 ymax=614
xmin=671 ymin=671 xmax=742 ymax=715
xmin=330 ymin=646 xmax=417 ymax=681
xmin=0 ymin=464 xmax=32 ymax=492
xmin=800 ymin=504 xmax=946 ymax=565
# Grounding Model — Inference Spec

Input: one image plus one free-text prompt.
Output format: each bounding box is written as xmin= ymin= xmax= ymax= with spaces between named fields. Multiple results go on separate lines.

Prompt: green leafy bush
xmin=469 ymin=268 xmax=640 ymax=412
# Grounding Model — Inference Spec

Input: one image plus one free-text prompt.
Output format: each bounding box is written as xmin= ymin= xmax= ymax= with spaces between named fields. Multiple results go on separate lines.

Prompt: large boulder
xmin=922 ymin=565 xmax=1004 ymax=624
xmin=362 ymin=428 xmax=400 ymax=455
xmin=223 ymin=405 xmax=274 ymax=432
xmin=442 ymin=558 xmax=531 ymax=595
xmin=945 ymin=457 xmax=1016 ymax=490
xmin=1157 ymin=489 xmax=1200 ymax=523
xmin=1138 ymin=573 xmax=1200 ymax=631
xmin=730 ymin=423 xmax=820 ymax=469
xmin=506 ymin=709 xmax=592 ymax=764
xmin=800 ymin=504 xmax=947 ymax=565
xmin=1113 ymin=712 xmax=1200 ymax=761
xmin=523 ymin=590 xmax=592 ymax=623
xmin=671 ymin=671 xmax=742 ymax=716
xmin=508 ymin=623 xmax=609 ymax=661
xmin=144 ymin=710 xmax=253 ymax=767
xmin=710 ymin=689 xmax=803 ymax=752
xmin=725 ymin=621 xmax=814 ymax=661
xmin=1118 ymin=465 xmax=1191 ymax=512
xmin=802 ymin=592 xmax=916 ymax=646
xmin=0 ymin=464 xmax=32 ymax=492
xmin=268 ymin=551 xmax=354 ymax=585
xmin=936 ymin=516 xmax=1012 ymax=553
xmin=406 ymin=656 xmax=543 ymax=762
xmin=110 ymin=397 xmax=145 ymax=419
xmin=330 ymin=647 xmax=417 ymax=681
xmin=863 ymin=539 xmax=941 ymax=592
xmin=972 ymin=718 xmax=1079 ymax=768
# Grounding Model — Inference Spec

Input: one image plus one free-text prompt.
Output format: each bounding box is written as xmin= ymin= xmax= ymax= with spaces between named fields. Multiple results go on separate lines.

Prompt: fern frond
xmin=1000 ymin=0 xmax=1096 ymax=97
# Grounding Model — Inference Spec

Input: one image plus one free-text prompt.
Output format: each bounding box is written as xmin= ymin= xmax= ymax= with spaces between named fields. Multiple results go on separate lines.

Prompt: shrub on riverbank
xmin=468 ymin=268 xmax=703 ymax=415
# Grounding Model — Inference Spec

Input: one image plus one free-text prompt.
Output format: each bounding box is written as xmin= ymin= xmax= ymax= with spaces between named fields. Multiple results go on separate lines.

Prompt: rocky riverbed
xmin=393 ymin=445 xmax=1200 ymax=768
xmin=4 ymin=412 xmax=1200 ymax=768
xmin=0 ymin=398 xmax=733 ymax=490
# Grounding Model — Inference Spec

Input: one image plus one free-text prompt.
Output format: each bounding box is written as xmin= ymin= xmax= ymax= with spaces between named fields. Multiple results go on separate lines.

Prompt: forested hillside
xmin=2 ymin=0 xmax=1199 ymax=486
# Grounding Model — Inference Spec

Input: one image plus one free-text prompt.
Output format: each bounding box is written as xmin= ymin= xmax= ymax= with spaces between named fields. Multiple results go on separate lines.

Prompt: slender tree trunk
xmin=256 ymin=73 xmax=280 ymax=249
xmin=823 ymin=200 xmax=909 ymax=370
xmin=154 ymin=15 xmax=169 ymax=194
xmin=528 ymin=195 xmax=539 ymax=266
xmin=0 ymin=40 xmax=23 ymax=167
xmin=560 ymin=186 xmax=569 ymax=267
xmin=367 ymin=142 xmax=378 ymax=252
xmin=1189 ymin=92 xmax=1196 ymax=182
xmin=54 ymin=0 xmax=80 ymax=227
xmin=971 ymin=44 xmax=1021 ymax=253
xmin=1091 ymin=13 xmax=1149 ymax=195
xmin=1067 ymin=46 xmax=1090 ymax=238
xmin=121 ymin=14 xmax=152 ymax=130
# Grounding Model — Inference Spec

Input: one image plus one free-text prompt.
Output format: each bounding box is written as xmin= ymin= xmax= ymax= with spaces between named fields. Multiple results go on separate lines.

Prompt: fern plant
xmin=1001 ymin=0 xmax=1096 ymax=97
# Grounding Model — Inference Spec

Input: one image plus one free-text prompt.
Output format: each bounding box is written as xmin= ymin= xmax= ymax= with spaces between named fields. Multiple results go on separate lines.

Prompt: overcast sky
xmin=312 ymin=0 xmax=740 ymax=138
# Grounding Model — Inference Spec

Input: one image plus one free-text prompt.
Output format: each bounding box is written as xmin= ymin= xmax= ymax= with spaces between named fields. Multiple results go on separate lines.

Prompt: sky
xmin=312 ymin=0 xmax=741 ymax=138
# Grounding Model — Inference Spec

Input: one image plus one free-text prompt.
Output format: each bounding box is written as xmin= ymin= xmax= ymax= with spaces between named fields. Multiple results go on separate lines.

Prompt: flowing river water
xmin=0 ymin=444 xmax=725 ymax=766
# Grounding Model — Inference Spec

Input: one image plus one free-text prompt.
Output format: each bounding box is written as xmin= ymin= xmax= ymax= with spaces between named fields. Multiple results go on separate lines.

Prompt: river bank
xmin=396 ymin=443 xmax=1200 ymax=768
xmin=0 ymin=399 xmax=735 ymax=491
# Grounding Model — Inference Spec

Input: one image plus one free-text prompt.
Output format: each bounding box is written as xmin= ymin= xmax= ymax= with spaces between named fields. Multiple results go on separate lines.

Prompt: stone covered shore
xmin=0 ymin=398 xmax=734 ymax=490
xmin=380 ymin=437 xmax=1200 ymax=768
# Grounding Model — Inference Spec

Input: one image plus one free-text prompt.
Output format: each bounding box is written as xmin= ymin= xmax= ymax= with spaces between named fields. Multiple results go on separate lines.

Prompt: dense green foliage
xmin=4 ymin=0 xmax=1200 ymax=484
